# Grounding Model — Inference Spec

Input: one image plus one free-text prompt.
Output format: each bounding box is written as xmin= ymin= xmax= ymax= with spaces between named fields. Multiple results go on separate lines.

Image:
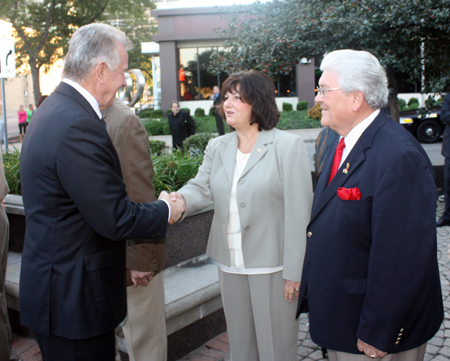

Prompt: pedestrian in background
xmin=26 ymin=104 xmax=34 ymax=123
xmin=211 ymin=85 xmax=225 ymax=135
xmin=17 ymin=105 xmax=27 ymax=142
xmin=167 ymin=101 xmax=195 ymax=149
xmin=437 ymin=92 xmax=450 ymax=227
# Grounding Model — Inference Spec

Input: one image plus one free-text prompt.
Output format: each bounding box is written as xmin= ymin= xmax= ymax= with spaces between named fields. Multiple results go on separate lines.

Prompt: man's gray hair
xmin=63 ymin=23 xmax=133 ymax=82
xmin=320 ymin=50 xmax=389 ymax=109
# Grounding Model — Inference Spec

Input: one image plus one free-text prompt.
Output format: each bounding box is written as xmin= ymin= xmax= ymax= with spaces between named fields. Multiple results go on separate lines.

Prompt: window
xmin=179 ymin=47 xmax=228 ymax=101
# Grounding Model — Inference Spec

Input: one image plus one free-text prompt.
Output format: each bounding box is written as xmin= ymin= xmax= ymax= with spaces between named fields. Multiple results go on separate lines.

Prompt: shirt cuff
xmin=160 ymin=199 xmax=171 ymax=222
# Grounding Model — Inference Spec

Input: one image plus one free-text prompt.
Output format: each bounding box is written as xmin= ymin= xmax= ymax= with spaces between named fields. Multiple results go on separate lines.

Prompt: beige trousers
xmin=219 ymin=269 xmax=299 ymax=361
xmin=328 ymin=343 xmax=426 ymax=361
xmin=116 ymin=272 xmax=167 ymax=361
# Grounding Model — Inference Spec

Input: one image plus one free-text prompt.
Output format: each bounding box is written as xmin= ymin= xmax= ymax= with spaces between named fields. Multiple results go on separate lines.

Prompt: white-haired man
xmin=296 ymin=50 xmax=443 ymax=360
xmin=19 ymin=23 xmax=183 ymax=360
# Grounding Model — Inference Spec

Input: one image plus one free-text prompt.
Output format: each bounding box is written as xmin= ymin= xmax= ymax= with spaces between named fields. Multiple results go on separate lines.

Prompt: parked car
xmin=399 ymin=108 xmax=443 ymax=143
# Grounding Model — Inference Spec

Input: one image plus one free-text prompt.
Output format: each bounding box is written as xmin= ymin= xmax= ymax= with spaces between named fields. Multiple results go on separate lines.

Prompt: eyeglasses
xmin=316 ymin=86 xmax=341 ymax=98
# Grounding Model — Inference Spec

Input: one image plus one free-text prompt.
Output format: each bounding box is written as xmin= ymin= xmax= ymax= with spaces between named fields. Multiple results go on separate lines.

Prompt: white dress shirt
xmin=340 ymin=109 xmax=380 ymax=167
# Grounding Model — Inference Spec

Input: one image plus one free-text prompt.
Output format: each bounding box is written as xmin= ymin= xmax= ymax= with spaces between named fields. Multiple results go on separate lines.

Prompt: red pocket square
xmin=337 ymin=187 xmax=361 ymax=200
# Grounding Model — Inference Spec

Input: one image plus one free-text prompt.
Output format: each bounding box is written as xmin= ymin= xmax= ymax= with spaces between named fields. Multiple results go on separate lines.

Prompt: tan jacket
xmin=102 ymin=98 xmax=167 ymax=273
xmin=179 ymin=129 xmax=313 ymax=282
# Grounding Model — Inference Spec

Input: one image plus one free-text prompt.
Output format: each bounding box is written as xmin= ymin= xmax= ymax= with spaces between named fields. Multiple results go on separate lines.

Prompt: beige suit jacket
xmin=179 ymin=128 xmax=313 ymax=281
xmin=102 ymin=98 xmax=167 ymax=273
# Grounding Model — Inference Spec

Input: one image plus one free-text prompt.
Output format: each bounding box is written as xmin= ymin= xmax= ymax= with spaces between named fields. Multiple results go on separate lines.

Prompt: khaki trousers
xmin=328 ymin=343 xmax=426 ymax=361
xmin=116 ymin=272 xmax=167 ymax=361
xmin=219 ymin=269 xmax=299 ymax=361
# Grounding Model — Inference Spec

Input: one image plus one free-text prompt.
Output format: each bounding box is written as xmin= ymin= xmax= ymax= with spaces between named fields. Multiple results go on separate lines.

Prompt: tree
xmin=210 ymin=0 xmax=450 ymax=120
xmin=0 ymin=0 xmax=154 ymax=104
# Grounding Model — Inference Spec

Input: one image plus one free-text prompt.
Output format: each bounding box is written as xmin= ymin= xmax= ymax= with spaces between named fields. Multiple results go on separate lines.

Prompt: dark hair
xmin=171 ymin=100 xmax=180 ymax=107
xmin=219 ymin=70 xmax=279 ymax=130
xmin=36 ymin=95 xmax=48 ymax=108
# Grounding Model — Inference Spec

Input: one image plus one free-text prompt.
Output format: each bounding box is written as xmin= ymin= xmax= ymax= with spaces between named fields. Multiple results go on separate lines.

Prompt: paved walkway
xmin=10 ymin=198 xmax=450 ymax=360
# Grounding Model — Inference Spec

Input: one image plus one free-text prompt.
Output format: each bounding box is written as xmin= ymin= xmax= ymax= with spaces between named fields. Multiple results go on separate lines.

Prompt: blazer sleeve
xmin=108 ymin=113 xmax=162 ymax=271
xmin=281 ymin=136 xmax=313 ymax=282
xmin=356 ymin=149 xmax=437 ymax=350
xmin=441 ymin=94 xmax=450 ymax=124
xmin=56 ymin=116 xmax=168 ymax=241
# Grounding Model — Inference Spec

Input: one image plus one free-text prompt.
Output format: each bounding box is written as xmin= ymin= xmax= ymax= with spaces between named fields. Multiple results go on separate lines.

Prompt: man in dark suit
xmin=437 ymin=93 xmax=450 ymax=226
xmin=211 ymin=85 xmax=225 ymax=135
xmin=297 ymin=50 xmax=443 ymax=360
xmin=168 ymin=101 xmax=195 ymax=149
xmin=102 ymin=98 xmax=168 ymax=361
xmin=19 ymin=23 xmax=183 ymax=361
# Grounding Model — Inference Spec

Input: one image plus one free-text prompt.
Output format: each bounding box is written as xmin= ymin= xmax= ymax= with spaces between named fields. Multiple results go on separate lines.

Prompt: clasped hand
xmin=158 ymin=191 xmax=186 ymax=225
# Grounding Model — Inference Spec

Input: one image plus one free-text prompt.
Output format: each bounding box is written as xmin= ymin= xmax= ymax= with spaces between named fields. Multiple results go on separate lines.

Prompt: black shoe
xmin=437 ymin=217 xmax=450 ymax=227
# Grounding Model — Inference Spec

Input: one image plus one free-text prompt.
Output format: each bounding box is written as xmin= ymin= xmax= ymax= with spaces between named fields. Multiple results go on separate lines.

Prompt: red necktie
xmin=328 ymin=138 xmax=345 ymax=184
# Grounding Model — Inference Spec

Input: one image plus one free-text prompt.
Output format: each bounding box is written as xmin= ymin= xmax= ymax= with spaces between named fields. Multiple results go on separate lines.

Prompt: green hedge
xmin=149 ymin=140 xmax=166 ymax=156
xmin=282 ymin=102 xmax=293 ymax=112
xmin=194 ymin=108 xmax=205 ymax=117
xmin=277 ymin=110 xmax=322 ymax=130
xmin=183 ymin=133 xmax=216 ymax=157
xmin=2 ymin=148 xmax=21 ymax=195
xmin=297 ymin=101 xmax=309 ymax=111
xmin=153 ymin=150 xmax=203 ymax=196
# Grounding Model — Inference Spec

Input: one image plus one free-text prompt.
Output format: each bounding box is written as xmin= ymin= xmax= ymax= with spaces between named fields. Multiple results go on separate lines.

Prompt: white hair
xmin=63 ymin=23 xmax=133 ymax=82
xmin=320 ymin=50 xmax=389 ymax=109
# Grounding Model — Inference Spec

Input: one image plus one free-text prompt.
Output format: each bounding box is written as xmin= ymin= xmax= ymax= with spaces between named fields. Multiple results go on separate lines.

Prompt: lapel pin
xmin=343 ymin=163 xmax=350 ymax=174
xmin=257 ymin=149 xmax=262 ymax=153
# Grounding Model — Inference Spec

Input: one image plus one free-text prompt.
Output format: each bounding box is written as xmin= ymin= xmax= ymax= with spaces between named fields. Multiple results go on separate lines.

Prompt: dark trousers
xmin=444 ymin=156 xmax=450 ymax=219
xmin=214 ymin=112 xmax=225 ymax=136
xmin=35 ymin=330 xmax=115 ymax=361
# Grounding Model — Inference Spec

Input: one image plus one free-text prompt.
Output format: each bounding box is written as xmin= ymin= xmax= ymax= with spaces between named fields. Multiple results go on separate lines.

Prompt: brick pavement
xmin=11 ymin=198 xmax=450 ymax=360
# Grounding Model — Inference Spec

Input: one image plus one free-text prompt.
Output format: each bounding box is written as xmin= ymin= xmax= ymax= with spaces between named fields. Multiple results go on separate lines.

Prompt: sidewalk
xmin=10 ymin=198 xmax=450 ymax=361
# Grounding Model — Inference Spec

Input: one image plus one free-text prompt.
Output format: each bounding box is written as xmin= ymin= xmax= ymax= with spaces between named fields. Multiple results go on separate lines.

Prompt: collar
xmin=62 ymin=78 xmax=102 ymax=120
xmin=340 ymin=109 xmax=380 ymax=166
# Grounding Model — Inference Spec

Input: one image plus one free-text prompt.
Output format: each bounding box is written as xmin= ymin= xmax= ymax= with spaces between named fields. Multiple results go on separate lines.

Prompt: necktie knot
xmin=328 ymin=138 xmax=345 ymax=184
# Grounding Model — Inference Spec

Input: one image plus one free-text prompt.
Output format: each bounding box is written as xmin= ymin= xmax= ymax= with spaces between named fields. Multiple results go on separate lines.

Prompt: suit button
xmin=240 ymin=202 xmax=246 ymax=208
xmin=395 ymin=341 xmax=400 ymax=345
xmin=400 ymin=328 xmax=404 ymax=332
xmin=244 ymin=225 xmax=250 ymax=231
xmin=307 ymin=231 xmax=312 ymax=237
xmin=239 ymin=179 xmax=245 ymax=185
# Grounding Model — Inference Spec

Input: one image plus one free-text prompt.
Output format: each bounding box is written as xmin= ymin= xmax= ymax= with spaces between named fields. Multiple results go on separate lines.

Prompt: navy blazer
xmin=297 ymin=110 xmax=443 ymax=354
xmin=19 ymin=82 xmax=169 ymax=339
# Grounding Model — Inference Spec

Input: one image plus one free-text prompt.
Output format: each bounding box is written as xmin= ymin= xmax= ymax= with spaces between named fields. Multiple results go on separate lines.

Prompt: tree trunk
xmin=388 ymin=72 xmax=400 ymax=122
xmin=29 ymin=59 xmax=41 ymax=105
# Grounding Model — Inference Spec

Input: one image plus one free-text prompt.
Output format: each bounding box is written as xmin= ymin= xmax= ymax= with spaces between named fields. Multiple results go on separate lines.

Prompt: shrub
xmin=194 ymin=108 xmax=205 ymax=117
xmin=408 ymin=97 xmax=419 ymax=107
xmin=181 ymin=108 xmax=191 ymax=114
xmin=143 ymin=120 xmax=164 ymax=136
xmin=3 ymin=148 xmax=21 ymax=195
xmin=209 ymin=108 xmax=214 ymax=116
xmin=282 ymin=102 xmax=293 ymax=112
xmin=149 ymin=140 xmax=167 ymax=156
xmin=183 ymin=133 xmax=216 ymax=157
xmin=398 ymin=98 xmax=407 ymax=111
xmin=138 ymin=110 xmax=153 ymax=119
xmin=166 ymin=109 xmax=172 ymax=116
xmin=152 ymin=109 xmax=163 ymax=118
xmin=437 ymin=97 xmax=444 ymax=106
xmin=307 ymin=104 xmax=322 ymax=120
xmin=408 ymin=103 xmax=419 ymax=110
xmin=297 ymin=101 xmax=308 ymax=111
xmin=152 ymin=150 xmax=204 ymax=196
xmin=277 ymin=110 xmax=322 ymax=130
xmin=194 ymin=116 xmax=229 ymax=134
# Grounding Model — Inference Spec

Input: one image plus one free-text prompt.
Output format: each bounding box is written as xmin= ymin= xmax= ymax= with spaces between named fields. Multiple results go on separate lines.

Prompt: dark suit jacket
xmin=168 ymin=110 xmax=195 ymax=148
xmin=440 ymin=93 xmax=450 ymax=157
xmin=213 ymin=92 xmax=222 ymax=114
xmin=297 ymin=110 xmax=443 ymax=354
xmin=102 ymin=98 xmax=167 ymax=274
xmin=19 ymin=82 xmax=169 ymax=339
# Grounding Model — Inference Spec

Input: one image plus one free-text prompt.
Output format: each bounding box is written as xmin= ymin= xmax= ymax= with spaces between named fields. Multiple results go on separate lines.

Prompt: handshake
xmin=158 ymin=191 xmax=186 ymax=225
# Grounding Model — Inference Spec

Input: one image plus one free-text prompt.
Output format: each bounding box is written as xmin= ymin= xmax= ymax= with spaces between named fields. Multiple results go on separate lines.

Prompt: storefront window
xmin=179 ymin=47 xmax=228 ymax=101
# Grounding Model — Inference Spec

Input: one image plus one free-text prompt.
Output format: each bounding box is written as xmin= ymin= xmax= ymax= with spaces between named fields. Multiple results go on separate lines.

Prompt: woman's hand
xmin=284 ymin=280 xmax=300 ymax=303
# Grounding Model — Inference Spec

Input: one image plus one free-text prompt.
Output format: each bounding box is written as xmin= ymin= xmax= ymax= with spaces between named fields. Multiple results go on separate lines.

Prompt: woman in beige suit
xmin=171 ymin=71 xmax=313 ymax=361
